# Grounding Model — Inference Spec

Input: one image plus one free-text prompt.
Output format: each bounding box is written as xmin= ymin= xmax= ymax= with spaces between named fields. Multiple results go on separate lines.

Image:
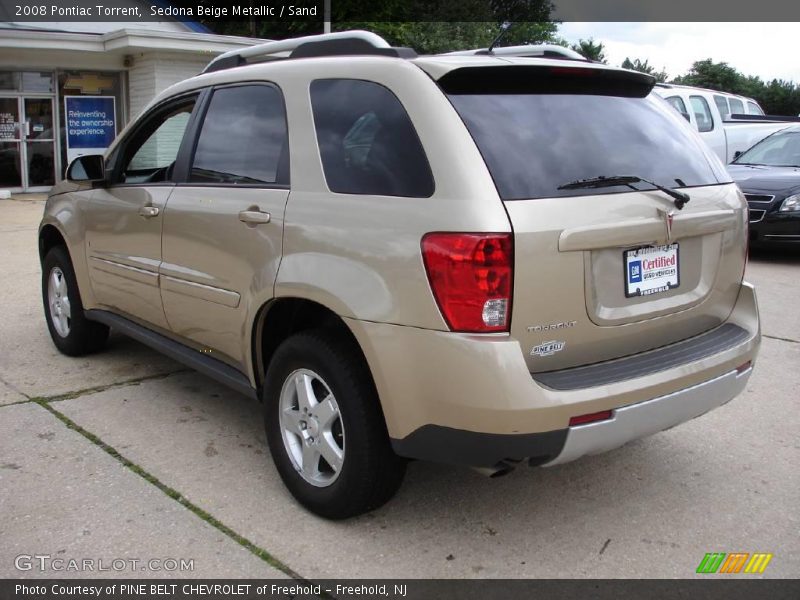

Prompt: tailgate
xmin=505 ymin=186 xmax=746 ymax=372
xmin=441 ymin=63 xmax=747 ymax=372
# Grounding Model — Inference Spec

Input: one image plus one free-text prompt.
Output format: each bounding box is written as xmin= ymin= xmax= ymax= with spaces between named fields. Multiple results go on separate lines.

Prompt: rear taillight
xmin=421 ymin=232 xmax=513 ymax=333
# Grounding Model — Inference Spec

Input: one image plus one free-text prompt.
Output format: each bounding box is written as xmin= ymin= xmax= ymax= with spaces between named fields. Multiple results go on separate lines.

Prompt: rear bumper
xmin=543 ymin=365 xmax=751 ymax=466
xmin=391 ymin=364 xmax=752 ymax=469
xmin=346 ymin=281 xmax=760 ymax=468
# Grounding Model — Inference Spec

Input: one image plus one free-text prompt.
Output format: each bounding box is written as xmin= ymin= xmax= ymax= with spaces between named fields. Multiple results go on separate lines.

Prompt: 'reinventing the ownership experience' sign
xmin=64 ymin=96 xmax=116 ymax=164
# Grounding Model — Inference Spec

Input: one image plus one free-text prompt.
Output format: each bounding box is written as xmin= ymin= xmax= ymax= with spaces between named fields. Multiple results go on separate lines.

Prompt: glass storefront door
xmin=23 ymin=98 xmax=56 ymax=188
xmin=0 ymin=96 xmax=56 ymax=191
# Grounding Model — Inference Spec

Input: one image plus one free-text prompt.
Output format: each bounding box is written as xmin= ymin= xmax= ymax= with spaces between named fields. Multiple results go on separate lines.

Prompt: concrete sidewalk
xmin=1 ymin=197 xmax=798 ymax=579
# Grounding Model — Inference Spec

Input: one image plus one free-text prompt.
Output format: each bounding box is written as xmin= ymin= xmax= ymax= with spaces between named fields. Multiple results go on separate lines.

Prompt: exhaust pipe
xmin=471 ymin=461 xmax=515 ymax=478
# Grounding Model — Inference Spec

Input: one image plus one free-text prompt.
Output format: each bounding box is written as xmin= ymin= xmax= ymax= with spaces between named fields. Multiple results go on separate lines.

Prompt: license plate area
xmin=624 ymin=243 xmax=680 ymax=298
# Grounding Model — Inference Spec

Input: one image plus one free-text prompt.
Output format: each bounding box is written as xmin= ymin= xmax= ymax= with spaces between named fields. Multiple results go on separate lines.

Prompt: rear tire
xmin=42 ymin=246 xmax=109 ymax=356
xmin=264 ymin=329 xmax=406 ymax=519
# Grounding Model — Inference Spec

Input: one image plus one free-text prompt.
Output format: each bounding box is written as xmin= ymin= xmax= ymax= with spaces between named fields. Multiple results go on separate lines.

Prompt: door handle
xmin=139 ymin=206 xmax=160 ymax=218
xmin=238 ymin=209 xmax=271 ymax=225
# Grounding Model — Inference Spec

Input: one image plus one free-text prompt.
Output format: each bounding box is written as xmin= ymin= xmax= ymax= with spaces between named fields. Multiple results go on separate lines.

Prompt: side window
xmin=713 ymin=94 xmax=730 ymax=121
xmin=690 ymin=96 xmax=714 ymax=132
xmin=119 ymin=98 xmax=196 ymax=184
xmin=310 ymin=79 xmax=434 ymax=197
xmin=665 ymin=96 xmax=690 ymax=121
xmin=190 ymin=85 xmax=288 ymax=185
xmin=729 ymin=97 xmax=744 ymax=115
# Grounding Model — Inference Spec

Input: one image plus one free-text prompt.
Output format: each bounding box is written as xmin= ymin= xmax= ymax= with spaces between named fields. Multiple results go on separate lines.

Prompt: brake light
xmin=421 ymin=232 xmax=513 ymax=333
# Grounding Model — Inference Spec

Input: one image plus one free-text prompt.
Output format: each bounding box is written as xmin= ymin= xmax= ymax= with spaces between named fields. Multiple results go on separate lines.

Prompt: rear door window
xmin=309 ymin=79 xmax=434 ymax=197
xmin=690 ymin=96 xmax=715 ymax=132
xmin=190 ymin=84 xmax=289 ymax=185
xmin=729 ymin=97 xmax=745 ymax=115
xmin=443 ymin=75 xmax=727 ymax=201
xmin=713 ymin=94 xmax=730 ymax=121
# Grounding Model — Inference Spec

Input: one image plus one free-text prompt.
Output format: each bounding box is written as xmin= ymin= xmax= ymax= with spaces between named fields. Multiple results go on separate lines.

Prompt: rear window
xmin=446 ymin=89 xmax=728 ymax=201
xmin=747 ymin=101 xmax=764 ymax=116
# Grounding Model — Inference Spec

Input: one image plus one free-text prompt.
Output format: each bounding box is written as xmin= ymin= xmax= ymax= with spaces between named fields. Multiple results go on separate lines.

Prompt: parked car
xmin=654 ymin=83 xmax=790 ymax=163
xmin=728 ymin=125 xmax=800 ymax=247
xmin=39 ymin=32 xmax=760 ymax=519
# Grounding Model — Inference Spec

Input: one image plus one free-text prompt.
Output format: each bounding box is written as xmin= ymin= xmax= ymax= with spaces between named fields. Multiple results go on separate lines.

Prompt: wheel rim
xmin=47 ymin=266 xmax=71 ymax=338
xmin=279 ymin=368 xmax=345 ymax=487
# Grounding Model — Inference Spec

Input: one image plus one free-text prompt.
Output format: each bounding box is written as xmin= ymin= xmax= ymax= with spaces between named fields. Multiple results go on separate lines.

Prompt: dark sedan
xmin=728 ymin=125 xmax=800 ymax=247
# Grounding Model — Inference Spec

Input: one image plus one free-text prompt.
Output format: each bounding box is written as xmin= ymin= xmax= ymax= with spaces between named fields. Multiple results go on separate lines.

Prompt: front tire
xmin=42 ymin=246 xmax=109 ymax=356
xmin=264 ymin=329 xmax=405 ymax=519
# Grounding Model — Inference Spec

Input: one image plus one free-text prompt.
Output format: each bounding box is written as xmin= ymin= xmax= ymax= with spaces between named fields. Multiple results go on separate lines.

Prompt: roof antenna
xmin=488 ymin=22 xmax=513 ymax=55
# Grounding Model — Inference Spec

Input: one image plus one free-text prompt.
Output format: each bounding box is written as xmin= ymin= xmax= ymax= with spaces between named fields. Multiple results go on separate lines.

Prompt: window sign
xmin=64 ymin=95 xmax=116 ymax=164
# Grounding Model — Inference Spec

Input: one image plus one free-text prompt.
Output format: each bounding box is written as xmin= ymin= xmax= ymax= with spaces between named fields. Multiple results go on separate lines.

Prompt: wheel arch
xmin=38 ymin=223 xmax=69 ymax=262
xmin=252 ymin=297 xmax=379 ymax=405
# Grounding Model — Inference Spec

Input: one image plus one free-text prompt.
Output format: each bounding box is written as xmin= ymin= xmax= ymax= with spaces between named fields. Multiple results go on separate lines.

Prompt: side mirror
xmin=66 ymin=155 xmax=105 ymax=183
xmin=733 ymin=150 xmax=743 ymax=161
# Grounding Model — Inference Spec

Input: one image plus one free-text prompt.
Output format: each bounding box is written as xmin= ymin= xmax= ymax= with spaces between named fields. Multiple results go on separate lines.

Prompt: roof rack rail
xmin=203 ymin=30 xmax=417 ymax=74
xmin=442 ymin=44 xmax=588 ymax=61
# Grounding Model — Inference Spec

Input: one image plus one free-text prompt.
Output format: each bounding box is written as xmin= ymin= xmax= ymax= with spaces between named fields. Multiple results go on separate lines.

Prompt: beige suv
xmin=40 ymin=31 xmax=760 ymax=519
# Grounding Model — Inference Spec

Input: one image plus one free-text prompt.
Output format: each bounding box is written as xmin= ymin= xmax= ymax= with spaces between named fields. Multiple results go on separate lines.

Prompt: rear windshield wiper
xmin=557 ymin=175 xmax=691 ymax=209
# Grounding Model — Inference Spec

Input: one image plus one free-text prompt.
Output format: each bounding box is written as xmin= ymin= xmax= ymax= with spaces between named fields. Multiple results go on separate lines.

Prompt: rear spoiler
xmin=727 ymin=113 xmax=800 ymax=123
xmin=438 ymin=65 xmax=656 ymax=98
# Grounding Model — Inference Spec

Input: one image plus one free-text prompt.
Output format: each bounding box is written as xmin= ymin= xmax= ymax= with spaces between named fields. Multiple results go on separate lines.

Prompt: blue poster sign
xmin=64 ymin=95 xmax=116 ymax=163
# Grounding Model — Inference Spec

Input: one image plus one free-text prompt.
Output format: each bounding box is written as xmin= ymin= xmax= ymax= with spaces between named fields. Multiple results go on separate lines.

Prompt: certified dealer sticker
xmin=531 ymin=340 xmax=566 ymax=357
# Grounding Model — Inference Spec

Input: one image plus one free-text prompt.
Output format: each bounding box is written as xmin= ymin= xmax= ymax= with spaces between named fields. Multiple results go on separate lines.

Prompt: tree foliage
xmin=569 ymin=38 xmax=606 ymax=63
xmin=621 ymin=57 xmax=668 ymax=83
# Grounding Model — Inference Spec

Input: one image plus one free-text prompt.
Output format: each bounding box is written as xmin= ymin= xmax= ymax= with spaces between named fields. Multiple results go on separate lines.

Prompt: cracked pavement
xmin=1 ymin=197 xmax=798 ymax=579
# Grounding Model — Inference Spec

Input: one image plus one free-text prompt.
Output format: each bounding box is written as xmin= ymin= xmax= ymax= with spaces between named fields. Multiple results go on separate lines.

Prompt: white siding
xmin=128 ymin=51 xmax=209 ymax=119
xmin=126 ymin=52 xmax=208 ymax=167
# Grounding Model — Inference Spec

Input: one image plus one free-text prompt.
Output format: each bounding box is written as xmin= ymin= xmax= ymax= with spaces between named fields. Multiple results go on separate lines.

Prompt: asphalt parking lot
xmin=1 ymin=196 xmax=798 ymax=579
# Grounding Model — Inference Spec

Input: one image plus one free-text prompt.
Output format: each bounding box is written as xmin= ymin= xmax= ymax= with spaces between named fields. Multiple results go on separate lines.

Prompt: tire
xmin=42 ymin=246 xmax=109 ymax=356
xmin=264 ymin=329 xmax=406 ymax=519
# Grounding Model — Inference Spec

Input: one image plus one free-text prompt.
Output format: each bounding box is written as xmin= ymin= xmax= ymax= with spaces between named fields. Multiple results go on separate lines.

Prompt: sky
xmin=557 ymin=23 xmax=800 ymax=83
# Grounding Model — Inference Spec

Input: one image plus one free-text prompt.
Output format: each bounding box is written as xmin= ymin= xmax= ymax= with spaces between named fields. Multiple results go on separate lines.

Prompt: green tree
xmin=672 ymin=59 xmax=743 ymax=93
xmin=570 ymin=38 xmax=606 ymax=63
xmin=621 ymin=57 xmax=668 ymax=82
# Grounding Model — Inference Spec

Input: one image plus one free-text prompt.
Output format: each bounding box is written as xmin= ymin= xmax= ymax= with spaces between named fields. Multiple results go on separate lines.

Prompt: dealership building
xmin=0 ymin=13 xmax=262 ymax=193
